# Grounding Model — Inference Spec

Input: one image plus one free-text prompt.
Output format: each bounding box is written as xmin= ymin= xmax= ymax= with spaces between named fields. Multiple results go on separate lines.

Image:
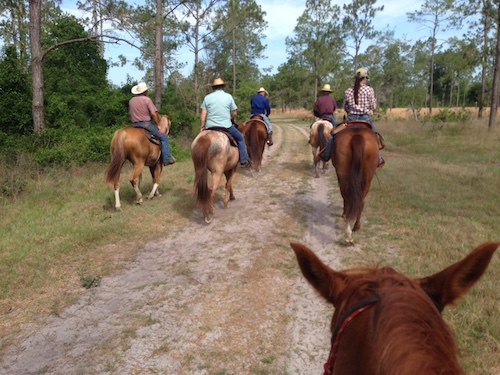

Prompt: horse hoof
xmin=345 ymin=239 xmax=354 ymax=246
xmin=115 ymin=207 xmax=122 ymax=212
xmin=205 ymin=216 xmax=213 ymax=224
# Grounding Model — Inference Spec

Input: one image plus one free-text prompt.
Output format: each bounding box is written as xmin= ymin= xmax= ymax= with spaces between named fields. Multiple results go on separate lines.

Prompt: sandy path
xmin=1 ymin=116 xmax=344 ymax=375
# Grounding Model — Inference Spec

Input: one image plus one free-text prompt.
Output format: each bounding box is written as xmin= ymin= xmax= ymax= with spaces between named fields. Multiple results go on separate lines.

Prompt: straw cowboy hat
xmin=320 ymin=84 xmax=333 ymax=92
xmin=355 ymin=68 xmax=369 ymax=78
xmin=257 ymin=87 xmax=269 ymax=95
xmin=131 ymin=82 xmax=149 ymax=95
xmin=211 ymin=78 xmax=226 ymax=87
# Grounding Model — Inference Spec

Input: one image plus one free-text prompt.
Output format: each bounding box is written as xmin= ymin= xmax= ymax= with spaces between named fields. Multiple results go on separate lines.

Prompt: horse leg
xmin=130 ymin=163 xmax=145 ymax=205
xmin=312 ymin=146 xmax=320 ymax=178
xmin=146 ymin=164 xmax=162 ymax=200
xmin=114 ymin=188 xmax=122 ymax=211
xmin=224 ymin=169 xmax=236 ymax=206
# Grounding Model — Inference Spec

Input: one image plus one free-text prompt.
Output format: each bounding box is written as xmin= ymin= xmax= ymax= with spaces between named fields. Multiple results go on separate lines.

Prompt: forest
xmin=1 ymin=0 xmax=499 ymax=167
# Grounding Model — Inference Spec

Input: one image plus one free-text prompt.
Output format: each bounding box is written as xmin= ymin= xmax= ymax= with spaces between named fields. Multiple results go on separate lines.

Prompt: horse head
xmin=157 ymin=114 xmax=171 ymax=135
xmin=290 ymin=241 xmax=498 ymax=375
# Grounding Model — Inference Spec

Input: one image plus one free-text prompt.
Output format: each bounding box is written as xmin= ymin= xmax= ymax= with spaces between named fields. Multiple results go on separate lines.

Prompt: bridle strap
xmin=324 ymin=295 xmax=379 ymax=375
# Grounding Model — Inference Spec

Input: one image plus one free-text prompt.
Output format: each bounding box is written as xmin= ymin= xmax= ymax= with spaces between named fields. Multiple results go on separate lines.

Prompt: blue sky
xmin=61 ymin=0 xmax=463 ymax=86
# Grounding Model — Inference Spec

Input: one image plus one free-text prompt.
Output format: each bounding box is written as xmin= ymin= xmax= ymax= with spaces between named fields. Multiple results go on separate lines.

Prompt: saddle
xmin=136 ymin=126 xmax=161 ymax=146
xmin=203 ymin=127 xmax=238 ymax=147
xmin=332 ymin=120 xmax=385 ymax=150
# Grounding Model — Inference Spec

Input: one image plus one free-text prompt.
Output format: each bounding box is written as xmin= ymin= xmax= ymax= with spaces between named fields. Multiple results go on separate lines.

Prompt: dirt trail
xmin=1 ymin=116 xmax=346 ymax=375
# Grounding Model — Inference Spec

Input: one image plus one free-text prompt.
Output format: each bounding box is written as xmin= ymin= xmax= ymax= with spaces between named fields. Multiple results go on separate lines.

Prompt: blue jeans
xmin=250 ymin=114 xmax=273 ymax=132
xmin=227 ymin=125 xmax=249 ymax=164
xmin=133 ymin=121 xmax=172 ymax=162
xmin=319 ymin=114 xmax=338 ymax=126
xmin=346 ymin=114 xmax=377 ymax=132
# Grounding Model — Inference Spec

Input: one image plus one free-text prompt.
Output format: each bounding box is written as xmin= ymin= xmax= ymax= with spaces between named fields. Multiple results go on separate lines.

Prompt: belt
xmin=133 ymin=120 xmax=150 ymax=124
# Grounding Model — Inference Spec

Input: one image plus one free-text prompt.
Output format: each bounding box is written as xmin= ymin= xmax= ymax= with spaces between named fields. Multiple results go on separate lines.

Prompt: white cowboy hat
xmin=211 ymin=78 xmax=226 ymax=86
xmin=320 ymin=84 xmax=333 ymax=92
xmin=131 ymin=82 xmax=149 ymax=95
xmin=257 ymin=87 xmax=269 ymax=95
xmin=355 ymin=68 xmax=369 ymax=78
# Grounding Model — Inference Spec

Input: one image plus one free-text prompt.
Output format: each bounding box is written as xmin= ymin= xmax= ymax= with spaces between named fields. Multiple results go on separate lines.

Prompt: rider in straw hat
xmin=313 ymin=83 xmax=338 ymax=126
xmin=129 ymin=82 xmax=175 ymax=166
xmin=249 ymin=87 xmax=273 ymax=146
xmin=200 ymin=78 xmax=250 ymax=168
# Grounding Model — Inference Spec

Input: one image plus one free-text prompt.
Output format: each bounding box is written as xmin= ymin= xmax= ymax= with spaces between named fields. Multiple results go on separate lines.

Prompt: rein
xmin=324 ymin=295 xmax=379 ymax=375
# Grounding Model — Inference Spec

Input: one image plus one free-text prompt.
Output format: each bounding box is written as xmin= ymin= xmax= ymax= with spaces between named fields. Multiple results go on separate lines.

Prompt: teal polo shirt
xmin=200 ymin=89 xmax=237 ymax=129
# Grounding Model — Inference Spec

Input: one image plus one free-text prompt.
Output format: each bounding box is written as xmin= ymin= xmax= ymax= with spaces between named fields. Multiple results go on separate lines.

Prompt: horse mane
xmin=338 ymin=267 xmax=464 ymax=375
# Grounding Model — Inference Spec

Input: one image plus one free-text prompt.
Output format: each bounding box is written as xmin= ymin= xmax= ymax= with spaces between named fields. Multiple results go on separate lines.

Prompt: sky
xmin=61 ymin=0 xmax=460 ymax=86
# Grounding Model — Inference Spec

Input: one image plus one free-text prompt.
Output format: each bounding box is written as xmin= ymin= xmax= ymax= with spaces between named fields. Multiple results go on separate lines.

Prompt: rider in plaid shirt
xmin=319 ymin=68 xmax=385 ymax=167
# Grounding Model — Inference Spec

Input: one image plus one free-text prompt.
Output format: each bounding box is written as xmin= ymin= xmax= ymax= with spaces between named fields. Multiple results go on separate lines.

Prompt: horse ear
xmin=418 ymin=242 xmax=498 ymax=312
xmin=290 ymin=242 xmax=346 ymax=307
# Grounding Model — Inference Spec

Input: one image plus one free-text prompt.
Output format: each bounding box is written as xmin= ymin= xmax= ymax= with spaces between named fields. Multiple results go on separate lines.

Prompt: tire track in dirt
xmin=1 ymin=116 xmax=344 ymax=375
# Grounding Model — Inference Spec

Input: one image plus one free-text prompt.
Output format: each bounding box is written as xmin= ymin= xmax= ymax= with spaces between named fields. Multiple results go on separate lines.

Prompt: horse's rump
xmin=242 ymin=118 xmax=267 ymax=169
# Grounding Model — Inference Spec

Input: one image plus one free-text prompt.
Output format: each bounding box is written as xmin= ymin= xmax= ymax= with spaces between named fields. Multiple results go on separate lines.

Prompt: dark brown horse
xmin=191 ymin=129 xmax=239 ymax=223
xmin=309 ymin=119 xmax=334 ymax=178
xmin=291 ymin=241 xmax=499 ymax=375
xmin=241 ymin=114 xmax=268 ymax=172
xmin=106 ymin=114 xmax=171 ymax=210
xmin=330 ymin=123 xmax=379 ymax=244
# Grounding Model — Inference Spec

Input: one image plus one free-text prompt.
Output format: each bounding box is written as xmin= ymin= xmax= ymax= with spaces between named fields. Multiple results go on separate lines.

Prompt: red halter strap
xmin=323 ymin=295 xmax=379 ymax=375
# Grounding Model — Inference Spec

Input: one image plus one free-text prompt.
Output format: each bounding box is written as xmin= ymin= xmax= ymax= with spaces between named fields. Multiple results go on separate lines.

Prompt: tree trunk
xmin=154 ymin=0 xmax=164 ymax=109
xmin=488 ymin=3 xmax=500 ymax=130
xmin=479 ymin=0 xmax=490 ymax=119
xmin=232 ymin=28 xmax=236 ymax=96
xmin=29 ymin=0 xmax=45 ymax=132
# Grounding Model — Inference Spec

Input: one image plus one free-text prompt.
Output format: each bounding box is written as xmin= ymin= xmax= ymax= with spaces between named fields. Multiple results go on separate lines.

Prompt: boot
xmin=267 ymin=131 xmax=273 ymax=146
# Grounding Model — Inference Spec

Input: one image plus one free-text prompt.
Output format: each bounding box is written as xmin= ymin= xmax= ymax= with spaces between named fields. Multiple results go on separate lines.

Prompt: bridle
xmin=323 ymin=295 xmax=379 ymax=375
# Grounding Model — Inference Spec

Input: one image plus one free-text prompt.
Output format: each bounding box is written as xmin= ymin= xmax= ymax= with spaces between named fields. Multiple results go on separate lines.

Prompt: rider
xmin=319 ymin=68 xmax=385 ymax=167
xmin=200 ymin=78 xmax=250 ymax=168
xmin=129 ymin=82 xmax=175 ymax=166
xmin=249 ymin=87 xmax=273 ymax=146
xmin=313 ymin=84 xmax=338 ymax=126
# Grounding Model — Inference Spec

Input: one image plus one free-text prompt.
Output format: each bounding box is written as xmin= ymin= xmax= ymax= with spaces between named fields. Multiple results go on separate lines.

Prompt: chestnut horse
xmin=241 ymin=115 xmax=268 ymax=172
xmin=106 ymin=114 xmax=171 ymax=210
xmin=330 ymin=124 xmax=378 ymax=244
xmin=291 ymin=241 xmax=498 ymax=375
xmin=309 ymin=119 xmax=334 ymax=178
xmin=191 ymin=129 xmax=239 ymax=223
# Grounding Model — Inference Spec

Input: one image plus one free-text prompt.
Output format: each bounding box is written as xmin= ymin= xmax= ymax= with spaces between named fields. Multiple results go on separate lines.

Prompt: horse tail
xmin=192 ymin=136 xmax=211 ymax=206
xmin=317 ymin=123 xmax=328 ymax=150
xmin=106 ymin=129 xmax=127 ymax=188
xmin=344 ymin=134 xmax=365 ymax=221
xmin=248 ymin=123 xmax=261 ymax=164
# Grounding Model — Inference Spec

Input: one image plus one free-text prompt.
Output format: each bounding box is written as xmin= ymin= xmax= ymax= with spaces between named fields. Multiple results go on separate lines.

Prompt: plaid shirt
xmin=344 ymin=85 xmax=376 ymax=115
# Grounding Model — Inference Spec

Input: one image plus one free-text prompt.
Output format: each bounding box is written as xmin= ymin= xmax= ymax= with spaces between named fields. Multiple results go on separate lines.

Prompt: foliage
xmin=0 ymin=45 xmax=33 ymax=134
xmin=429 ymin=108 xmax=472 ymax=123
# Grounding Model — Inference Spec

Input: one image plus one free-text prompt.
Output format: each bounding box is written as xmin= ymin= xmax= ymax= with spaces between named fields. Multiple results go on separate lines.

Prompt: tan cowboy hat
xmin=257 ymin=87 xmax=269 ymax=95
xmin=211 ymin=78 xmax=226 ymax=86
xmin=355 ymin=68 xmax=369 ymax=78
xmin=321 ymin=84 xmax=333 ymax=92
xmin=131 ymin=82 xmax=149 ymax=94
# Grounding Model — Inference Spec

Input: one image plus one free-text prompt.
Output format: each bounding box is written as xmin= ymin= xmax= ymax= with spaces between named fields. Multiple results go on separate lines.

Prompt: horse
xmin=329 ymin=122 xmax=379 ymax=244
xmin=290 ymin=241 xmax=499 ymax=375
xmin=241 ymin=114 xmax=268 ymax=172
xmin=309 ymin=119 xmax=334 ymax=178
xmin=191 ymin=129 xmax=239 ymax=223
xmin=106 ymin=114 xmax=171 ymax=210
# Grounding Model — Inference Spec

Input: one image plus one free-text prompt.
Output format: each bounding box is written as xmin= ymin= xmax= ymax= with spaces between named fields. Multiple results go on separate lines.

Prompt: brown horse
xmin=330 ymin=124 xmax=379 ymax=244
xmin=291 ymin=241 xmax=499 ymax=375
xmin=106 ymin=114 xmax=171 ymax=210
xmin=241 ymin=115 xmax=268 ymax=172
xmin=191 ymin=129 xmax=239 ymax=223
xmin=309 ymin=119 xmax=334 ymax=178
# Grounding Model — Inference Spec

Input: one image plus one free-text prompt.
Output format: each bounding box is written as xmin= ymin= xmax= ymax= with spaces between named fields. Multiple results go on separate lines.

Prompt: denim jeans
xmin=226 ymin=125 xmax=249 ymax=164
xmin=319 ymin=114 xmax=338 ymax=126
xmin=133 ymin=121 xmax=172 ymax=162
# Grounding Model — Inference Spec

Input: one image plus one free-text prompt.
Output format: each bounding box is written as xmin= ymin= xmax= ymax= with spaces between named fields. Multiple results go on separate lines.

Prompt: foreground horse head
xmin=291 ymin=241 xmax=498 ymax=375
xmin=106 ymin=114 xmax=171 ymax=210
xmin=309 ymin=120 xmax=334 ymax=178
xmin=241 ymin=115 xmax=268 ymax=172
xmin=332 ymin=127 xmax=378 ymax=244
xmin=191 ymin=129 xmax=239 ymax=223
